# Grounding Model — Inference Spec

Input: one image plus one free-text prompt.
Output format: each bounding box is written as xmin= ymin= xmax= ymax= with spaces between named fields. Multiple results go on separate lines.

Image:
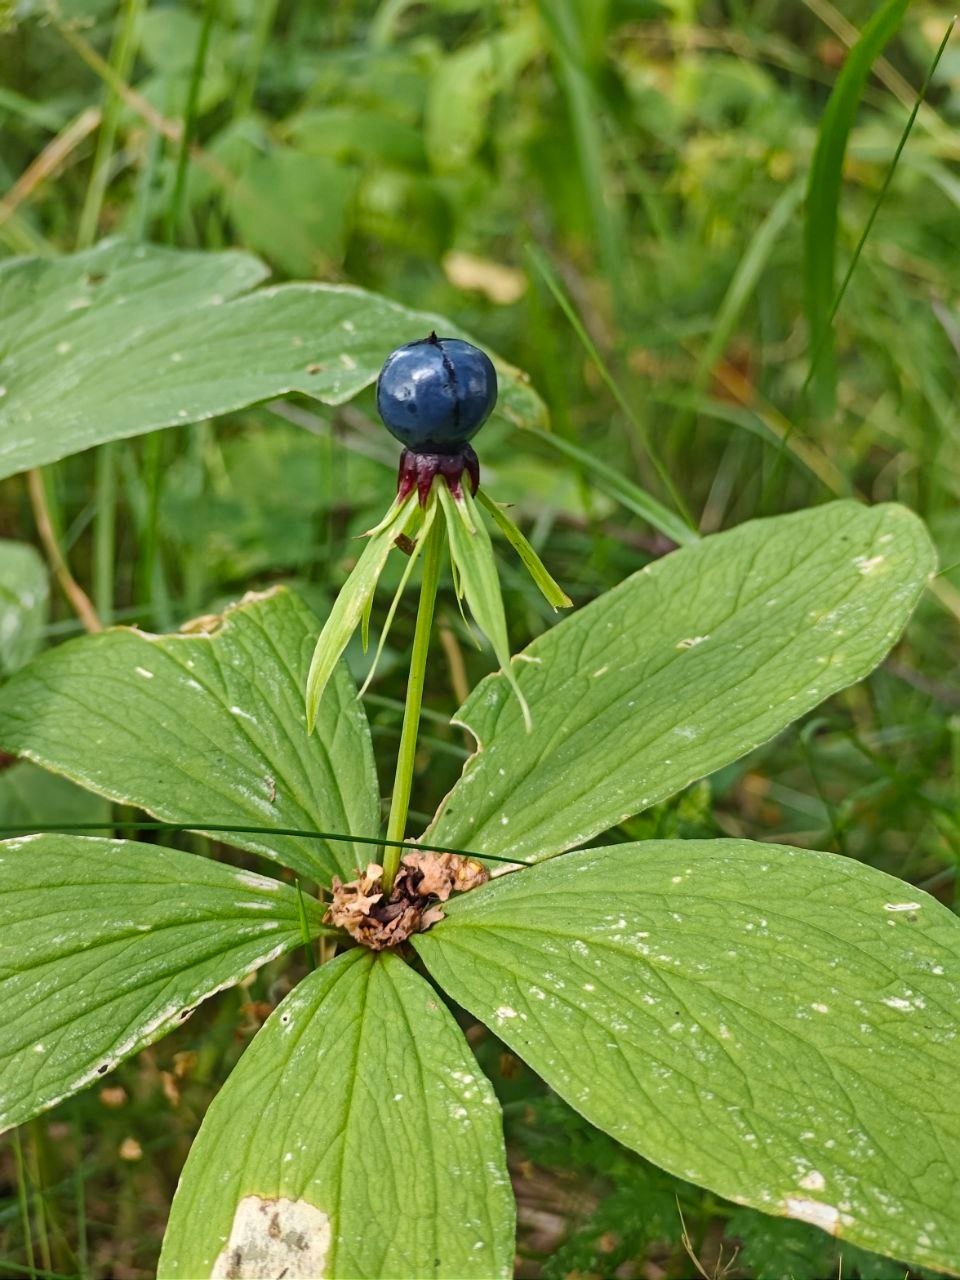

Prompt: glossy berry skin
xmin=376 ymin=334 xmax=498 ymax=455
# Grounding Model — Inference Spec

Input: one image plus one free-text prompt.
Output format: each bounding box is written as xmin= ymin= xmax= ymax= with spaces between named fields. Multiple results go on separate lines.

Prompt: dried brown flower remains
xmin=326 ymin=851 xmax=489 ymax=950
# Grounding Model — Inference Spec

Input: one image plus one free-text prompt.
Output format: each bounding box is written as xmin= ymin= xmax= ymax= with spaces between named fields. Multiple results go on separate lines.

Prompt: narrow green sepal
xmin=305 ymin=493 xmax=416 ymax=731
xmin=360 ymin=492 xmax=440 ymax=697
xmin=476 ymin=488 xmax=572 ymax=610
xmin=437 ymin=482 xmax=532 ymax=732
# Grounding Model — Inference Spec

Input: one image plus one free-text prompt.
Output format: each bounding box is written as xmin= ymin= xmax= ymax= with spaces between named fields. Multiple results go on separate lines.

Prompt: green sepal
xmin=360 ymin=491 xmax=440 ymax=696
xmin=305 ymin=493 xmax=416 ymax=730
xmin=437 ymin=482 xmax=532 ymax=731
xmin=475 ymin=488 xmax=572 ymax=610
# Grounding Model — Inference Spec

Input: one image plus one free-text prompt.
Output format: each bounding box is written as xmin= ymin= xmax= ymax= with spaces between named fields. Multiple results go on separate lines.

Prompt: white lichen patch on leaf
xmin=211 ymin=1195 xmax=331 ymax=1279
xmin=675 ymin=634 xmax=710 ymax=650
xmin=784 ymin=1197 xmax=846 ymax=1235
xmin=853 ymin=554 xmax=885 ymax=575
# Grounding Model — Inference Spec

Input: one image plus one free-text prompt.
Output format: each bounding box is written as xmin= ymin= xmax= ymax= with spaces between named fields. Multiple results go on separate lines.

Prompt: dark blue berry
xmin=376 ymin=333 xmax=498 ymax=455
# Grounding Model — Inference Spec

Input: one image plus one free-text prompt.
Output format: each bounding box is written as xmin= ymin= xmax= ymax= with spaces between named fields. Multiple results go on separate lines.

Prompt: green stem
xmin=381 ymin=509 xmax=444 ymax=891
xmin=234 ymin=0 xmax=279 ymax=120
xmin=93 ymin=443 xmax=116 ymax=625
xmin=165 ymin=0 xmax=215 ymax=242
xmin=75 ymin=0 xmax=145 ymax=250
xmin=12 ymin=1130 xmax=35 ymax=1278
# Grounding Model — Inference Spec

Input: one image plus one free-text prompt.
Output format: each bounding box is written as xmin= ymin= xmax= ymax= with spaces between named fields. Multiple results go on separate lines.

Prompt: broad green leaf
xmin=803 ymin=0 xmax=909 ymax=411
xmin=438 ymin=483 xmax=531 ymax=729
xmin=426 ymin=501 xmax=935 ymax=865
xmin=0 ymin=238 xmax=546 ymax=480
xmin=0 ymin=539 xmax=48 ymax=675
xmin=305 ymin=494 xmax=416 ymax=729
xmin=416 ymin=838 xmax=960 ymax=1273
xmin=0 ymin=833 xmax=328 ymax=1132
xmin=0 ymin=588 xmax=378 ymax=882
xmin=159 ymin=949 xmax=513 ymax=1280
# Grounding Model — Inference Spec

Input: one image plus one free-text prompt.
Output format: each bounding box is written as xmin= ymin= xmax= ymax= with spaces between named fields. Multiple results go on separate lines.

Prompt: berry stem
xmin=381 ymin=502 xmax=445 ymax=891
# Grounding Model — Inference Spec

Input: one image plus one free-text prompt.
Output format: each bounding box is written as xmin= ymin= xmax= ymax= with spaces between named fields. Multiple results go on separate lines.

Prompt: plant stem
xmin=27 ymin=470 xmax=102 ymax=634
xmin=75 ymin=0 xmax=145 ymax=250
xmin=165 ymin=0 xmax=215 ymax=242
xmin=381 ymin=509 xmax=444 ymax=891
xmin=12 ymin=1130 xmax=35 ymax=1278
xmin=93 ymin=444 xmax=116 ymax=626
xmin=234 ymin=0 xmax=279 ymax=120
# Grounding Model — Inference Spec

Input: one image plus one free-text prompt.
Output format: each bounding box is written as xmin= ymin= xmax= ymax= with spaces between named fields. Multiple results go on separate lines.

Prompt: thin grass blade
xmin=803 ymin=0 xmax=910 ymax=412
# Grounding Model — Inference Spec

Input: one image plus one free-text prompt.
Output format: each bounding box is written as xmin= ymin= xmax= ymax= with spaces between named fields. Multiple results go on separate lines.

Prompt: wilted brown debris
xmin=325 ymin=850 xmax=489 ymax=950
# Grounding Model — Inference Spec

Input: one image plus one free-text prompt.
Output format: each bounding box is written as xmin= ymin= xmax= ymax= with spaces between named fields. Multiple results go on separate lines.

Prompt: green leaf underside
xmin=159 ymin=949 xmax=513 ymax=1280
xmin=438 ymin=483 xmax=531 ymax=729
xmin=0 ymin=588 xmax=378 ymax=882
xmin=0 ymin=834 xmax=326 ymax=1133
xmin=0 ymin=540 xmax=48 ymax=676
xmin=305 ymin=495 xmax=416 ymax=729
xmin=0 ymin=239 xmax=545 ymax=480
xmin=416 ymin=839 xmax=960 ymax=1272
xmin=426 ymin=501 xmax=935 ymax=865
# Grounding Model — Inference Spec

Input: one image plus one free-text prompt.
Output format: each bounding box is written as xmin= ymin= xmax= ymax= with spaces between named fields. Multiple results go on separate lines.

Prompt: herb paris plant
xmin=0 ymin=248 xmax=957 ymax=1278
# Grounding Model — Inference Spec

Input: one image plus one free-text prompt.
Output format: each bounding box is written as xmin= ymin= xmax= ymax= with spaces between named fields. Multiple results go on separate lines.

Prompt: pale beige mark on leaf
xmin=211 ymin=1195 xmax=331 ymax=1279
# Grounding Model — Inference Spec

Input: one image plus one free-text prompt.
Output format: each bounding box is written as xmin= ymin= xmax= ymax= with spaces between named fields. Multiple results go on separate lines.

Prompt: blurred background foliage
xmin=0 ymin=0 xmax=958 ymax=1275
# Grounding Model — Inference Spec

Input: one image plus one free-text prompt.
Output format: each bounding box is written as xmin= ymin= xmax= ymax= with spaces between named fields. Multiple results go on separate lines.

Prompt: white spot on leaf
xmin=784 ymin=1198 xmax=841 ymax=1234
xmin=853 ymin=554 xmax=885 ymax=574
xmin=799 ymin=1170 xmax=826 ymax=1192
xmin=211 ymin=1195 xmax=331 ymax=1279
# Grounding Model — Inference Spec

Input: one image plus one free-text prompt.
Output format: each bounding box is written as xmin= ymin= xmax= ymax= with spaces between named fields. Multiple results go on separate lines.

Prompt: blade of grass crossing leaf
xmin=438 ymin=484 xmax=531 ymax=730
xmin=803 ymin=0 xmax=910 ymax=411
xmin=0 ymin=820 xmax=523 ymax=865
xmin=476 ymin=488 xmax=572 ymax=609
